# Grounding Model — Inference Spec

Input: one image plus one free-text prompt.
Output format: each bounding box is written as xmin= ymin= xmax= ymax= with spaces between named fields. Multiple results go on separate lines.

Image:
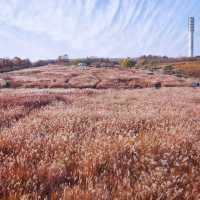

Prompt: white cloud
xmin=0 ymin=0 xmax=199 ymax=60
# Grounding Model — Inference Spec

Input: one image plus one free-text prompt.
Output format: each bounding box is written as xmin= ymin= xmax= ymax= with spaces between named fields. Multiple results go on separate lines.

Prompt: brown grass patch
xmin=0 ymin=88 xmax=199 ymax=199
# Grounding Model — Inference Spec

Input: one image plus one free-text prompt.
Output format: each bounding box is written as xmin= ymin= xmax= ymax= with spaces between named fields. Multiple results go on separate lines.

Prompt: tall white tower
xmin=188 ymin=17 xmax=195 ymax=57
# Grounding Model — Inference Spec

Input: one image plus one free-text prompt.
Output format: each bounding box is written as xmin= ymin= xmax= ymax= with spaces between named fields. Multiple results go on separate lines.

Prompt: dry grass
xmin=160 ymin=61 xmax=200 ymax=78
xmin=175 ymin=61 xmax=200 ymax=78
xmin=0 ymin=65 xmax=194 ymax=89
xmin=0 ymin=88 xmax=200 ymax=199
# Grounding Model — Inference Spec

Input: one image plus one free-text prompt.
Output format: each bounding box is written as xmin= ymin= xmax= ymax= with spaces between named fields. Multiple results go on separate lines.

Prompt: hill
xmin=0 ymin=64 xmax=196 ymax=89
xmin=136 ymin=56 xmax=200 ymax=79
xmin=0 ymin=63 xmax=200 ymax=199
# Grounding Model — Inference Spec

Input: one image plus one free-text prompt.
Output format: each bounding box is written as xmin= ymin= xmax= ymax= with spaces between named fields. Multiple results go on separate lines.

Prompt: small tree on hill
xmin=121 ymin=58 xmax=136 ymax=68
xmin=137 ymin=57 xmax=146 ymax=66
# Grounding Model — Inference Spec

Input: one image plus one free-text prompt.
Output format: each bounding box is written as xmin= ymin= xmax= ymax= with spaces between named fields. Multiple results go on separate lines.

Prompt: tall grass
xmin=0 ymin=88 xmax=199 ymax=199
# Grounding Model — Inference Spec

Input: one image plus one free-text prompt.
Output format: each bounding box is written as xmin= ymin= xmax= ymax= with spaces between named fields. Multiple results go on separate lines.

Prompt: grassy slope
xmin=0 ymin=65 xmax=194 ymax=89
xmin=158 ymin=60 xmax=200 ymax=78
xmin=174 ymin=61 xmax=200 ymax=78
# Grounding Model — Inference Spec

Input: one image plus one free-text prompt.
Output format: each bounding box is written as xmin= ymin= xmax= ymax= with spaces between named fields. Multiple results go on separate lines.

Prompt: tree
xmin=120 ymin=58 xmax=136 ymax=68
xmin=137 ymin=57 xmax=146 ymax=66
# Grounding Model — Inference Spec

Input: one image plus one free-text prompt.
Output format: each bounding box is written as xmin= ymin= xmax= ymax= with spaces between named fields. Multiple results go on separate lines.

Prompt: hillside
xmin=0 ymin=64 xmax=196 ymax=89
xmin=138 ymin=56 xmax=200 ymax=79
xmin=0 ymin=64 xmax=200 ymax=199
xmin=160 ymin=60 xmax=200 ymax=78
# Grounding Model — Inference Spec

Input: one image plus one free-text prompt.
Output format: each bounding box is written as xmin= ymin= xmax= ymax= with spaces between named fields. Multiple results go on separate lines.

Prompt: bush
xmin=137 ymin=57 xmax=146 ymax=66
xmin=174 ymin=69 xmax=185 ymax=78
xmin=164 ymin=65 xmax=174 ymax=71
xmin=120 ymin=58 xmax=136 ymax=68
xmin=154 ymin=82 xmax=162 ymax=89
xmin=163 ymin=65 xmax=175 ymax=75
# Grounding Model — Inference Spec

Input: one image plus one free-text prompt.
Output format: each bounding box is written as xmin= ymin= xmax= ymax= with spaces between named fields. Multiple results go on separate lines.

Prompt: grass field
xmin=173 ymin=61 xmax=200 ymax=78
xmin=0 ymin=86 xmax=200 ymax=199
xmin=158 ymin=60 xmax=200 ymax=78
xmin=0 ymin=65 xmax=195 ymax=90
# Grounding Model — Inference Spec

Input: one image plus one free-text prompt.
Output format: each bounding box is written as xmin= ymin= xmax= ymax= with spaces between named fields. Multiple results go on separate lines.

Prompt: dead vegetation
xmin=0 ymin=65 xmax=194 ymax=90
xmin=0 ymin=88 xmax=200 ymax=199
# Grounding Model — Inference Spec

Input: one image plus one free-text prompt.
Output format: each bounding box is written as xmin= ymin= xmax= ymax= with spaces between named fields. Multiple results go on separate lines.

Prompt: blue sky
xmin=0 ymin=0 xmax=199 ymax=60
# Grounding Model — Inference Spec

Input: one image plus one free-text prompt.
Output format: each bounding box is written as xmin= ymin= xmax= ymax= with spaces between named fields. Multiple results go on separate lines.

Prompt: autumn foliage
xmin=0 ymin=88 xmax=200 ymax=199
xmin=121 ymin=58 xmax=136 ymax=68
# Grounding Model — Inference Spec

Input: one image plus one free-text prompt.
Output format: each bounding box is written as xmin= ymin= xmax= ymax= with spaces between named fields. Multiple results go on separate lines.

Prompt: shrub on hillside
xmin=164 ymin=65 xmax=174 ymax=71
xmin=163 ymin=65 xmax=175 ymax=75
xmin=120 ymin=58 xmax=136 ymax=68
xmin=174 ymin=69 xmax=186 ymax=78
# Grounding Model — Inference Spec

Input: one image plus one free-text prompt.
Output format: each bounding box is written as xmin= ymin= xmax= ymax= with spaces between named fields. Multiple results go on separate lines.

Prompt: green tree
xmin=121 ymin=58 xmax=136 ymax=68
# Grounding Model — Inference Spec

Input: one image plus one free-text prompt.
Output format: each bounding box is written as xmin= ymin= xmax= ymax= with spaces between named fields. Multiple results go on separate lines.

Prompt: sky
xmin=0 ymin=0 xmax=200 ymax=61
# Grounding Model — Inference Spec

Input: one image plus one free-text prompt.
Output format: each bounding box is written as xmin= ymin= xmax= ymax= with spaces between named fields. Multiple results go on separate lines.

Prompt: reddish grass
xmin=0 ymin=65 xmax=194 ymax=90
xmin=0 ymin=88 xmax=200 ymax=199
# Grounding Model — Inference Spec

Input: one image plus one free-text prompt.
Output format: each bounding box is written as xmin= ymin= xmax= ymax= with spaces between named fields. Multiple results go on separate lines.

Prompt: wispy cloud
xmin=0 ymin=0 xmax=199 ymax=60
